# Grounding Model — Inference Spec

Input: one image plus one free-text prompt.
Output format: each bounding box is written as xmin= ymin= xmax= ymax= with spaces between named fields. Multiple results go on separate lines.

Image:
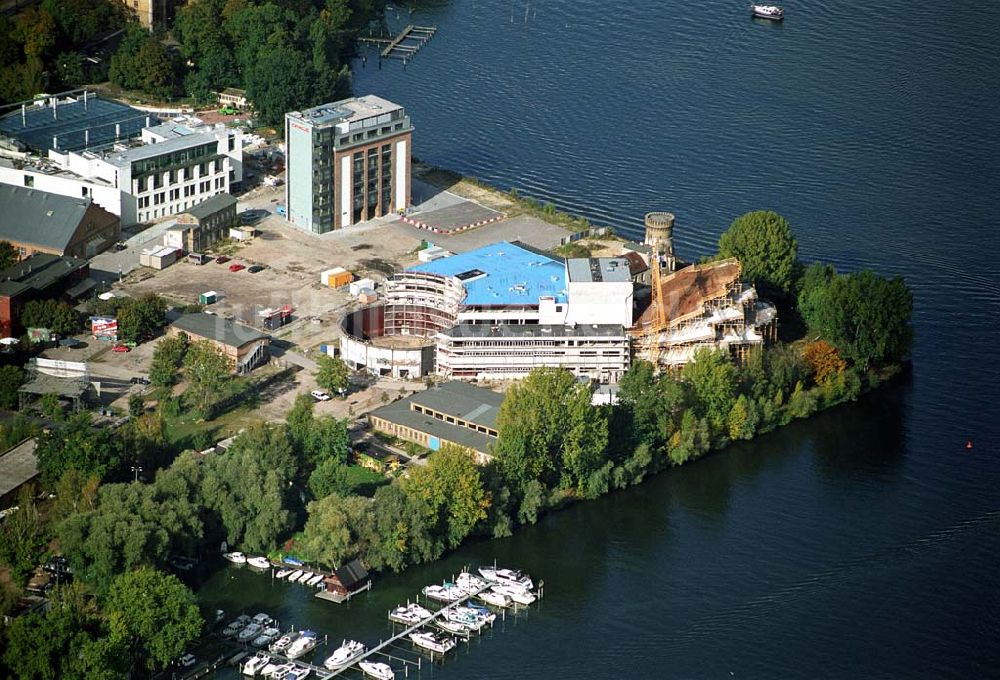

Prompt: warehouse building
xmin=167 ymin=313 xmax=269 ymax=374
xmin=0 ymin=184 xmax=120 ymax=259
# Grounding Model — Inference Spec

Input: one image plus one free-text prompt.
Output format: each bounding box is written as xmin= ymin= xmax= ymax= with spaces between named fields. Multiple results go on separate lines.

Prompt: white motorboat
xmin=297 ymin=571 xmax=314 ymax=584
xmin=242 ymin=651 xmax=270 ymax=675
xmin=434 ymin=618 xmax=470 ymax=636
xmin=286 ymin=570 xmax=303 ymax=582
xmin=455 ymin=571 xmax=487 ymax=594
xmin=238 ymin=623 xmax=263 ymax=643
xmin=307 ymin=574 xmax=324 ymax=587
xmin=260 ymin=660 xmax=284 ymax=676
xmin=751 ymin=4 xmax=784 ymax=19
xmin=491 ymin=584 xmax=536 ymax=606
xmin=269 ymin=631 xmax=300 ymax=654
xmin=409 ymin=631 xmax=456 ymax=654
xmin=323 ymin=639 xmax=366 ymax=669
xmin=476 ymin=590 xmax=512 ymax=608
xmin=359 ymin=660 xmax=395 ymax=680
xmin=389 ymin=603 xmax=433 ymax=625
xmin=268 ymin=663 xmax=295 ymax=679
xmin=275 ymin=568 xmax=292 ymax=579
xmin=252 ymin=613 xmax=275 ymax=627
xmin=422 ymin=583 xmax=465 ymax=603
xmin=285 ymin=631 xmax=318 ymax=659
xmin=478 ymin=566 xmax=533 ymax=591
xmin=445 ymin=606 xmax=493 ymax=630
xmin=224 ymin=551 xmax=247 ymax=564
xmin=248 ymin=556 xmax=271 ymax=569
xmin=253 ymin=627 xmax=281 ymax=647
xmin=285 ymin=669 xmax=311 ymax=680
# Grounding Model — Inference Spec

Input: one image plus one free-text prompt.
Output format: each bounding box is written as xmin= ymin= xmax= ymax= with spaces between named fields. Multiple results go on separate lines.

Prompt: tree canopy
xmin=315 ymin=354 xmax=349 ymax=395
xmin=718 ymin=210 xmax=798 ymax=294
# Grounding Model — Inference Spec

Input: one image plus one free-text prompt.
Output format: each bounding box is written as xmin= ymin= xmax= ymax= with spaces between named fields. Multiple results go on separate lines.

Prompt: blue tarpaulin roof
xmin=408 ymin=241 xmax=567 ymax=305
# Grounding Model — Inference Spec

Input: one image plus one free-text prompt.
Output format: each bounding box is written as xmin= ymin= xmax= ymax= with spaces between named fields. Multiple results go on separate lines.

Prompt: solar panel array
xmin=0 ymin=97 xmax=150 ymax=153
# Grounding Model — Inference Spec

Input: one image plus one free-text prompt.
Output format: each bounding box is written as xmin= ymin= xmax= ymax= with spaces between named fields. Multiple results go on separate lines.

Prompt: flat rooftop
xmin=408 ymin=241 xmax=567 ymax=306
xmin=566 ymin=257 xmax=632 ymax=283
xmin=287 ymin=95 xmax=403 ymax=128
xmin=104 ymin=129 xmax=220 ymax=167
xmin=0 ymin=94 xmax=149 ymax=153
xmin=409 ymin=381 xmax=504 ymax=429
xmin=440 ymin=323 xmax=627 ymax=339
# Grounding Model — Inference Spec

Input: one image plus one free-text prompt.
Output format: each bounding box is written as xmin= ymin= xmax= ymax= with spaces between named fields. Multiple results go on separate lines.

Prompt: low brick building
xmin=162 ymin=193 xmax=237 ymax=253
xmin=0 ymin=254 xmax=91 ymax=337
xmin=0 ymin=184 xmax=120 ymax=260
xmin=167 ymin=313 xmax=269 ymax=374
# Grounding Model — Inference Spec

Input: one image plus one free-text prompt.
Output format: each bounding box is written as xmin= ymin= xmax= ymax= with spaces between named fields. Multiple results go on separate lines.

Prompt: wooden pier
xmin=358 ymin=25 xmax=437 ymax=63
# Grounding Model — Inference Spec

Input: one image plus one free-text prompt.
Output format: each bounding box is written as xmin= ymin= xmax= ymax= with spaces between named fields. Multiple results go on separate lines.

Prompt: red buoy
xmin=966 ymin=440 xmax=974 ymax=450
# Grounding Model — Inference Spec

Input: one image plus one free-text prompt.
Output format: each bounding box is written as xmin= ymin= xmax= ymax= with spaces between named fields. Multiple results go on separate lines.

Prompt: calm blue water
xmin=201 ymin=1 xmax=1000 ymax=677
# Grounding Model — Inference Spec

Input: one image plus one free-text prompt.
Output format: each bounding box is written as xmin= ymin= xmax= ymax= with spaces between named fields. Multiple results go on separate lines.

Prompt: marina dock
xmin=358 ymin=25 xmax=437 ymax=63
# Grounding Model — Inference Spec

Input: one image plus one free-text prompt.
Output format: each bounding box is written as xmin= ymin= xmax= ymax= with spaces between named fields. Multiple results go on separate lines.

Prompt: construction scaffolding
xmin=630 ymin=256 xmax=777 ymax=369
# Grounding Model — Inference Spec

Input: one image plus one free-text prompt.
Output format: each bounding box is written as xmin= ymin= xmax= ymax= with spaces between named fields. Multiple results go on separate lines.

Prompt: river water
xmin=200 ymin=0 xmax=1000 ymax=677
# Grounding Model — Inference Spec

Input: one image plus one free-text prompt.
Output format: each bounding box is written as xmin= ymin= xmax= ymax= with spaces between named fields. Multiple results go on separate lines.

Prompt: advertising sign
xmin=90 ymin=316 xmax=118 ymax=341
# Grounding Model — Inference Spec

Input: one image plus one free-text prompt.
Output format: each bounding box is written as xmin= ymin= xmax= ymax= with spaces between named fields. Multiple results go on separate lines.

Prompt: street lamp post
xmin=131 ymin=465 xmax=143 ymax=482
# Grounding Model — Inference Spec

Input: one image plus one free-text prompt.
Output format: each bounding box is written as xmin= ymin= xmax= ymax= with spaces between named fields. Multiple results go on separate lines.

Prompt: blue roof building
xmin=408 ymin=241 xmax=567 ymax=306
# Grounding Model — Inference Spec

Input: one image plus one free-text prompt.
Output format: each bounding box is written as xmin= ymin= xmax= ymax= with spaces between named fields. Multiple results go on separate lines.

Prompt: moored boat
xmin=266 ymin=662 xmax=295 ymax=679
xmin=285 ymin=631 xmax=318 ymax=659
xmin=285 ymin=669 xmax=311 ymax=680
xmin=435 ymin=618 xmax=471 ymax=636
xmin=297 ymin=571 xmax=314 ymax=584
xmin=409 ymin=631 xmax=456 ymax=654
xmin=389 ymin=603 xmax=433 ymax=625
xmin=490 ymin=584 xmax=536 ymax=606
xmin=323 ymin=639 xmax=366 ymax=669
xmin=253 ymin=627 xmax=281 ymax=647
xmin=286 ymin=569 xmax=303 ymax=582
xmin=750 ymin=3 xmax=783 ymax=19
xmin=238 ymin=623 xmax=263 ymax=643
xmin=242 ymin=651 xmax=270 ymax=676
xmin=477 ymin=566 xmax=533 ymax=591
xmin=269 ymin=631 xmax=300 ymax=654
xmin=248 ymin=556 xmax=271 ymax=569
xmin=307 ymin=573 xmax=324 ymax=587
xmin=224 ymin=551 xmax=247 ymax=564
xmin=455 ymin=571 xmax=487 ymax=594
xmin=223 ymin=614 xmax=252 ymax=638
xmin=422 ymin=583 xmax=465 ymax=603
xmin=275 ymin=568 xmax=292 ymax=579
xmin=476 ymin=590 xmax=512 ymax=608
xmin=359 ymin=660 xmax=395 ymax=680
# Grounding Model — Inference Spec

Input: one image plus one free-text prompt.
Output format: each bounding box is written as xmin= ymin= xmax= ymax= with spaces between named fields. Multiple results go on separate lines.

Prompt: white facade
xmin=564 ymin=258 xmax=634 ymax=327
xmin=0 ymin=123 xmax=242 ymax=228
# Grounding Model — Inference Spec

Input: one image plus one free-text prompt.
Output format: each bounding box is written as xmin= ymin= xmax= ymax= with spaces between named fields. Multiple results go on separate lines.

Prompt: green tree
xmin=20 ymin=299 xmax=78 ymax=335
xmin=727 ymin=393 xmax=759 ymax=441
xmin=148 ymin=333 xmax=188 ymax=387
xmin=617 ymin=360 xmax=687 ymax=452
xmin=14 ymin=8 xmax=57 ymax=61
xmin=299 ymin=492 xmax=371 ymax=567
xmin=402 ymin=444 xmax=490 ymax=551
xmin=667 ymin=410 xmax=711 ymax=466
xmin=183 ymin=340 xmax=230 ymax=415
xmin=50 ymin=467 xmax=100 ymax=522
xmin=808 ymin=270 xmax=913 ymax=370
xmin=796 ymin=261 xmax=837 ymax=329
xmin=315 ymin=354 xmax=349 ymax=395
xmin=128 ymin=394 xmax=144 ymax=418
xmin=55 ymin=51 xmax=85 ymax=87
xmin=105 ymin=567 xmax=203 ymax=673
xmin=36 ymin=412 xmax=125 ymax=484
xmin=201 ymin=424 xmax=296 ymax=552
xmin=245 ymin=43 xmax=315 ymax=127
xmin=285 ymin=392 xmax=314 ymax=453
xmin=308 ymin=456 xmax=349 ymax=499
xmin=494 ymin=367 xmax=608 ymax=492
xmin=39 ymin=393 xmax=65 ymax=421
xmin=364 ymin=483 xmax=435 ymax=572
xmin=0 ymin=486 xmax=47 ymax=581
xmin=0 ymin=240 xmax=19 ymax=269
xmin=0 ymin=364 xmax=24 ymax=409
xmin=115 ymin=294 xmax=166 ymax=344
xmin=787 ymin=381 xmax=819 ymax=419
xmin=681 ymin=348 xmax=739 ymax=433
xmin=304 ymin=416 xmax=350 ymax=467
xmin=718 ymin=210 xmax=798 ymax=294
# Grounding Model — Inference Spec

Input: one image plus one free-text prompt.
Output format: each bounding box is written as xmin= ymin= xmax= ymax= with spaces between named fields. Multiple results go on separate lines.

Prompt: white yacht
xmin=242 ymin=652 xmax=271 ymax=675
xmin=751 ymin=4 xmax=784 ymax=19
xmin=490 ymin=584 xmax=536 ymax=606
xmin=307 ymin=574 xmax=324 ymax=587
xmin=267 ymin=663 xmax=295 ymax=679
xmin=409 ymin=631 xmax=456 ymax=654
xmin=445 ymin=606 xmax=493 ymax=630
xmin=285 ymin=631 xmax=318 ymax=659
xmin=285 ymin=669 xmax=311 ymax=680
xmin=297 ymin=571 xmax=314 ymax=584
xmin=478 ymin=566 xmax=533 ymax=591
xmin=359 ymin=660 xmax=395 ymax=680
xmin=389 ymin=603 xmax=433 ymax=625
xmin=476 ymin=590 xmax=512 ymax=608
xmin=248 ymin=556 xmax=271 ymax=569
xmin=275 ymin=568 xmax=292 ymax=579
xmin=286 ymin=570 xmax=304 ymax=582
xmin=422 ymin=583 xmax=465 ymax=603
xmin=323 ymin=639 xmax=366 ymax=669
xmin=224 ymin=551 xmax=247 ymax=564
xmin=435 ymin=618 xmax=470 ymax=636
xmin=270 ymin=631 xmax=300 ymax=654
xmin=455 ymin=571 xmax=487 ymax=594
xmin=238 ymin=623 xmax=263 ymax=643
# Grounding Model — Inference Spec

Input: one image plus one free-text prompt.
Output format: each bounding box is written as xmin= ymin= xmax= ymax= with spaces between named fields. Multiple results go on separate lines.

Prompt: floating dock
xmin=358 ymin=25 xmax=437 ymax=63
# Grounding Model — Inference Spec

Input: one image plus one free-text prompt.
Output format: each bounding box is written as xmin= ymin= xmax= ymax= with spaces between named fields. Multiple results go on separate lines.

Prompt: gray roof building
xmin=171 ymin=313 xmax=267 ymax=348
xmin=0 ymin=185 xmax=120 ymax=259
xmin=184 ymin=193 xmax=236 ymax=220
xmin=0 ymin=438 xmax=39 ymax=509
xmin=0 ymin=252 xmax=90 ymax=298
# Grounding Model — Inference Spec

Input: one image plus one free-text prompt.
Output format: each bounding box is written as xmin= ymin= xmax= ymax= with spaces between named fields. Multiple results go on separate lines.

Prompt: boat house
xmin=321 ymin=559 xmax=371 ymax=602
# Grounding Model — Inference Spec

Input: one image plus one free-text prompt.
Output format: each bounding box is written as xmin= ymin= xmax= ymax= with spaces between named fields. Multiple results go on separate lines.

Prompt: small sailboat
xmin=455 ymin=571 xmax=488 ymax=594
xmin=275 ymin=568 xmax=292 ymax=579
xmin=297 ymin=571 xmax=314 ymax=584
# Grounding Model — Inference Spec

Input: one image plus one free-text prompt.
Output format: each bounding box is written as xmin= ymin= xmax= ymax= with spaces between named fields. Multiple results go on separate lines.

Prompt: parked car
xmin=228 ymin=263 xmax=245 ymax=272
xmin=130 ymin=377 xmax=151 ymax=385
xmin=178 ymin=653 xmax=196 ymax=668
xmin=248 ymin=264 xmax=266 ymax=273
xmin=114 ymin=241 xmax=128 ymax=252
xmin=241 ymin=210 xmax=266 ymax=225
xmin=215 ymin=256 xmax=230 ymax=264
xmin=276 ymin=204 xmax=286 ymax=216
xmin=112 ymin=345 xmax=130 ymax=353
xmin=311 ymin=390 xmax=331 ymax=402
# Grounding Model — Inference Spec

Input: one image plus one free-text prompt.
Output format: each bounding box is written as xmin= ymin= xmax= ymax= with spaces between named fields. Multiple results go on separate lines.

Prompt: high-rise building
xmin=284 ymin=95 xmax=412 ymax=234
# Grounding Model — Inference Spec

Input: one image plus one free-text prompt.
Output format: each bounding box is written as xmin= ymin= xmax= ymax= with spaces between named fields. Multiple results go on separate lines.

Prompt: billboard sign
xmin=90 ymin=316 xmax=118 ymax=341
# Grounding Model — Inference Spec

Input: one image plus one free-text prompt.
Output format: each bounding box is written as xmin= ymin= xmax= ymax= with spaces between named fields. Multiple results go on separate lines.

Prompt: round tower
xmin=644 ymin=211 xmax=676 ymax=273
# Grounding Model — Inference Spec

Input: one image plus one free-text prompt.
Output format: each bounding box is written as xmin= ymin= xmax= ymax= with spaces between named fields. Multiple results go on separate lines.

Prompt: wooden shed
xmin=323 ymin=559 xmax=370 ymax=598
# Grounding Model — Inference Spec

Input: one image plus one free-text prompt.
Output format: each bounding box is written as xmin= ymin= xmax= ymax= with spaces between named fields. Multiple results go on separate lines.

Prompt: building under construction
xmin=630 ymin=212 xmax=777 ymax=368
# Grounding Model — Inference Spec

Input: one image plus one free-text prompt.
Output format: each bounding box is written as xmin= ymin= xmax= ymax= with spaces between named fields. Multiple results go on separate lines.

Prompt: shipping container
xmin=349 ymin=278 xmax=375 ymax=296
xmin=320 ymin=267 xmax=352 ymax=288
xmin=199 ymin=291 xmax=218 ymax=305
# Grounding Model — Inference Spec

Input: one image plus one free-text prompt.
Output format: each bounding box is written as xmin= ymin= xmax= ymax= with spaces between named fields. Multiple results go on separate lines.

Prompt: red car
xmin=228 ymin=263 xmax=245 ymax=272
xmin=112 ymin=344 xmax=130 ymax=353
xmin=215 ymin=256 xmax=230 ymax=264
